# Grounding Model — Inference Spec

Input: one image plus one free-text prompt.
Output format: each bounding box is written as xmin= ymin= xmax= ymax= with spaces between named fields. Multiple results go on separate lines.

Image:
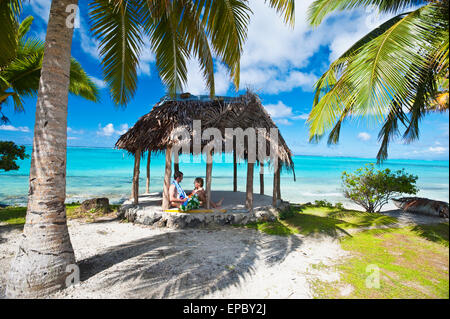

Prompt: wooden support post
xmin=173 ymin=149 xmax=180 ymax=174
xmin=131 ymin=159 xmax=136 ymax=200
xmin=146 ymin=151 xmax=151 ymax=194
xmin=273 ymin=161 xmax=279 ymax=206
xmin=233 ymin=138 xmax=237 ymax=192
xmin=162 ymin=147 xmax=172 ymax=209
xmin=246 ymin=161 xmax=254 ymax=210
xmin=259 ymin=162 xmax=264 ymax=195
xmin=277 ymin=161 xmax=281 ymax=201
xmin=205 ymin=149 xmax=213 ymax=209
xmin=133 ymin=148 xmax=141 ymax=205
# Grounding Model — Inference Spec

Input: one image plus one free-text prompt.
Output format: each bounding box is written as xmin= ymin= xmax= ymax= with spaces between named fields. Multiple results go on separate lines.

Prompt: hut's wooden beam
xmin=246 ymin=161 xmax=254 ymax=210
xmin=273 ymin=161 xmax=279 ymax=207
xmin=162 ymin=146 xmax=172 ymax=209
xmin=233 ymin=139 xmax=237 ymax=192
xmin=146 ymin=151 xmax=151 ymax=194
xmin=259 ymin=162 xmax=264 ymax=195
xmin=205 ymin=149 xmax=213 ymax=209
xmin=133 ymin=148 xmax=141 ymax=205
xmin=277 ymin=161 xmax=281 ymax=201
xmin=174 ymin=150 xmax=180 ymax=173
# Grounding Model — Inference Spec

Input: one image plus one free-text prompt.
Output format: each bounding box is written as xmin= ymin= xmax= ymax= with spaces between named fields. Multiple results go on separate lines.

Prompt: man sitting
xmin=169 ymin=171 xmax=188 ymax=208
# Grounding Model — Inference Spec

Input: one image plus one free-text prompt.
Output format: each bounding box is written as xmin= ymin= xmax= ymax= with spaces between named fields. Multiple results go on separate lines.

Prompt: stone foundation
xmin=119 ymin=193 xmax=289 ymax=229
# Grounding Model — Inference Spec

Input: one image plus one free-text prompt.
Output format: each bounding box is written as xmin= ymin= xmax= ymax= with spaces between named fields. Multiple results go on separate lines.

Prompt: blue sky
xmin=0 ymin=0 xmax=448 ymax=160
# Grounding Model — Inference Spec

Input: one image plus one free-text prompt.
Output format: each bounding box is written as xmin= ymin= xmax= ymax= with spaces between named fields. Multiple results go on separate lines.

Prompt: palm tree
xmin=5 ymin=0 xmax=81 ymax=298
xmin=307 ymin=0 xmax=449 ymax=162
xmin=0 ymin=16 xmax=99 ymax=123
xmin=5 ymin=0 xmax=295 ymax=297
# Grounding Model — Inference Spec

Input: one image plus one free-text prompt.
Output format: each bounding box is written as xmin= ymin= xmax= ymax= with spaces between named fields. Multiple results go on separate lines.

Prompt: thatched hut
xmin=116 ymin=92 xmax=295 ymax=210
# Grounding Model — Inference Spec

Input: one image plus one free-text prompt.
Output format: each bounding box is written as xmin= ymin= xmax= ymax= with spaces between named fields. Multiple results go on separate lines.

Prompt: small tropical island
xmin=0 ymin=0 xmax=449 ymax=301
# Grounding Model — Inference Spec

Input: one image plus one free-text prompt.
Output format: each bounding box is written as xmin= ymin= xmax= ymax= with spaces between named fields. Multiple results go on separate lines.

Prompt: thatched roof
xmin=115 ymin=92 xmax=295 ymax=173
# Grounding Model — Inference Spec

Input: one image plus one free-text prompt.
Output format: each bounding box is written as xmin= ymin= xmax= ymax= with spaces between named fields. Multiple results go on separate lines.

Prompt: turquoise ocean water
xmin=0 ymin=146 xmax=448 ymax=208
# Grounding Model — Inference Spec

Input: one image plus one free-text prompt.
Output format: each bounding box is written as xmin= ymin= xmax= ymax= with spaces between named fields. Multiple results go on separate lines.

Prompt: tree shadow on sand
xmin=78 ymin=226 xmax=303 ymax=298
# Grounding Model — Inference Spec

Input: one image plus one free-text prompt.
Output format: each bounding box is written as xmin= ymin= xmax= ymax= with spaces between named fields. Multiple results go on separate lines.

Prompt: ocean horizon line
xmin=15 ymin=143 xmax=449 ymax=162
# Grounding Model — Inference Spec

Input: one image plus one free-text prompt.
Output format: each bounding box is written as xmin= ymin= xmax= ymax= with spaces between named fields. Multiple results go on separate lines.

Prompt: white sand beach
xmin=1 ymin=204 xmax=446 ymax=299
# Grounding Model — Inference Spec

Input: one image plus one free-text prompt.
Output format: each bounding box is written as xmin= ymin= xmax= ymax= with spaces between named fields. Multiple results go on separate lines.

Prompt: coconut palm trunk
xmin=6 ymin=0 xmax=78 ymax=298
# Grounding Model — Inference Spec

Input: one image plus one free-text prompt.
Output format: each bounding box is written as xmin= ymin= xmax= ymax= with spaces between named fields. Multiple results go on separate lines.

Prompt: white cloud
xmin=231 ymin=0 xmax=401 ymax=95
xmin=357 ymin=132 xmax=371 ymax=141
xmin=76 ymin=16 xmax=101 ymax=61
xmin=274 ymin=118 xmax=292 ymax=126
xmin=118 ymin=124 xmax=129 ymax=135
xmin=0 ymin=125 xmax=30 ymax=132
xmin=264 ymin=101 xmax=293 ymax=118
xmin=293 ymin=113 xmax=310 ymax=120
xmin=97 ymin=123 xmax=129 ymax=136
xmin=137 ymin=39 xmax=156 ymax=77
xmin=184 ymin=60 xmax=231 ymax=95
xmin=25 ymin=0 xmax=51 ymax=22
xmin=67 ymin=127 xmax=84 ymax=134
xmin=428 ymin=146 xmax=447 ymax=154
xmin=90 ymin=76 xmax=107 ymax=89
xmin=97 ymin=123 xmax=115 ymax=136
xmin=264 ymin=101 xmax=308 ymax=125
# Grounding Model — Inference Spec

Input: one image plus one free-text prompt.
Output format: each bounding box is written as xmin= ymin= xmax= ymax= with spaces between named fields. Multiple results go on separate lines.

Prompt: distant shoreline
xmin=15 ymin=144 xmax=450 ymax=162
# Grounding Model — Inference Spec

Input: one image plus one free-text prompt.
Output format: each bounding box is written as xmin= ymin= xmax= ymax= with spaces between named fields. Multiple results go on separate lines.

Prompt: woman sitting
xmin=190 ymin=177 xmax=223 ymax=208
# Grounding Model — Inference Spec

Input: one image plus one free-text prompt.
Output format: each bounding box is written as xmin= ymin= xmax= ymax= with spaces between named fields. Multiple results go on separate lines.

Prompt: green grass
xmin=0 ymin=203 xmax=121 ymax=226
xmin=240 ymin=204 xmax=448 ymax=299
xmin=0 ymin=206 xmax=27 ymax=226
xmin=244 ymin=220 xmax=293 ymax=236
xmin=242 ymin=204 xmax=399 ymax=237
xmin=312 ymin=225 xmax=449 ymax=299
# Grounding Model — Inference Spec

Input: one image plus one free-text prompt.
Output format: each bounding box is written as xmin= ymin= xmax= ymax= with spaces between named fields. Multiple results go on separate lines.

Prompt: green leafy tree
xmin=0 ymin=140 xmax=29 ymax=171
xmin=342 ymin=164 xmax=418 ymax=213
xmin=0 ymin=15 xmax=99 ymax=123
xmin=307 ymin=0 xmax=449 ymax=162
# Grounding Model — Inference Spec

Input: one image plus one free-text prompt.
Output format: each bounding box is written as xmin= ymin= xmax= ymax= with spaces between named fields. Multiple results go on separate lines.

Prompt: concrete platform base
xmin=119 ymin=191 xmax=289 ymax=229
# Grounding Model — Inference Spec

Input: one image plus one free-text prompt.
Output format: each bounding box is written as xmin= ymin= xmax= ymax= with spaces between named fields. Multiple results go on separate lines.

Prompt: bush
xmin=334 ymin=202 xmax=344 ymax=210
xmin=342 ymin=164 xmax=418 ymax=213
xmin=314 ymin=200 xmax=334 ymax=208
xmin=279 ymin=206 xmax=295 ymax=220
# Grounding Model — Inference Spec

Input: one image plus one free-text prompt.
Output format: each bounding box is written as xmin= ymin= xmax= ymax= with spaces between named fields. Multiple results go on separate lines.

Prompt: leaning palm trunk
xmin=6 ymin=0 xmax=78 ymax=298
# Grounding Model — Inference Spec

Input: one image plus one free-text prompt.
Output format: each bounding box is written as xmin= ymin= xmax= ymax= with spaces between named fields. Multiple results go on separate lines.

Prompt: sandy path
xmin=0 ymin=220 xmax=345 ymax=299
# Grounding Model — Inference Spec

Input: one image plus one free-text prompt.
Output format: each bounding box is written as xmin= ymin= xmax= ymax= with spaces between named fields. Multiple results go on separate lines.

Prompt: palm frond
xmin=143 ymin=1 xmax=189 ymax=96
xmin=69 ymin=58 xmax=100 ymax=102
xmin=309 ymin=5 xmax=436 ymax=142
xmin=308 ymin=12 xmax=409 ymax=141
xmin=178 ymin=0 xmax=215 ymax=96
xmin=0 ymin=0 xmax=21 ymax=68
xmin=90 ymin=0 xmax=143 ymax=105
xmin=1 ymin=15 xmax=99 ymax=112
xmin=3 ymin=51 xmax=42 ymax=98
xmin=201 ymin=0 xmax=251 ymax=90
xmin=376 ymin=99 xmax=407 ymax=163
xmin=308 ymin=0 xmax=423 ymax=26
xmin=264 ymin=0 xmax=295 ymax=27
xmin=18 ymin=15 xmax=33 ymax=39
